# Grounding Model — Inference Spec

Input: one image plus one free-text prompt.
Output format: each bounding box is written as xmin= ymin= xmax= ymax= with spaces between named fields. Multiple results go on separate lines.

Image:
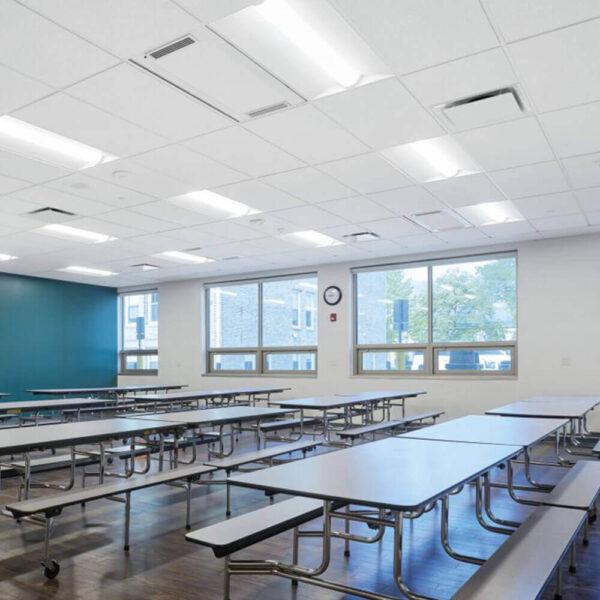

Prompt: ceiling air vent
xmin=130 ymin=263 xmax=160 ymax=271
xmin=437 ymin=87 xmax=525 ymax=129
xmin=343 ymin=231 xmax=380 ymax=243
xmin=28 ymin=207 xmax=76 ymax=223
xmin=247 ymin=102 xmax=291 ymax=119
xmin=148 ymin=36 xmax=195 ymax=60
xmin=409 ymin=210 xmax=470 ymax=232
xmin=222 ymin=256 xmax=240 ymax=261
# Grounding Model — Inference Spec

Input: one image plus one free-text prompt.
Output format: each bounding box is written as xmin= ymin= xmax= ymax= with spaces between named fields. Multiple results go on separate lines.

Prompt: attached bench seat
xmin=524 ymin=460 xmax=600 ymax=514
xmin=5 ymin=453 xmax=92 ymax=470
xmin=204 ymin=440 xmax=321 ymax=516
xmin=454 ymin=506 xmax=586 ymax=599
xmin=6 ymin=463 xmax=215 ymax=579
xmin=338 ymin=411 xmax=444 ymax=443
xmin=257 ymin=417 xmax=319 ymax=433
xmin=186 ymin=497 xmax=325 ymax=558
xmin=592 ymin=439 xmax=600 ymax=456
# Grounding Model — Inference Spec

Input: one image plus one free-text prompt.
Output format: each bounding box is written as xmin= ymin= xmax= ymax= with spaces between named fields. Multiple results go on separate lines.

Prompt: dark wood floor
xmin=0 ymin=438 xmax=598 ymax=600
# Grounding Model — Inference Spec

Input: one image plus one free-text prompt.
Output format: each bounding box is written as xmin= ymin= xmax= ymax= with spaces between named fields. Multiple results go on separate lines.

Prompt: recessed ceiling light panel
xmin=58 ymin=266 xmax=117 ymax=277
xmin=457 ymin=200 xmax=524 ymax=227
xmin=169 ymin=190 xmax=260 ymax=219
xmin=37 ymin=223 xmax=117 ymax=244
xmin=157 ymin=250 xmax=215 ymax=264
xmin=283 ymin=229 xmax=344 ymax=247
xmin=381 ymin=135 xmax=480 ymax=183
xmin=0 ymin=116 xmax=117 ymax=171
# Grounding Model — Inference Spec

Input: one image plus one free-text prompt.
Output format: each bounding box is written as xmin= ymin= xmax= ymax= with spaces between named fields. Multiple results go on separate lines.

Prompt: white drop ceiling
xmin=0 ymin=0 xmax=599 ymax=287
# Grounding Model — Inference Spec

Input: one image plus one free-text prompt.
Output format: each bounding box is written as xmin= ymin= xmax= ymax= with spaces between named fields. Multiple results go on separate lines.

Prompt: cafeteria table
xmin=27 ymin=384 xmax=186 ymax=398
xmin=336 ymin=389 xmax=427 ymax=417
xmin=228 ymin=436 xmax=521 ymax=600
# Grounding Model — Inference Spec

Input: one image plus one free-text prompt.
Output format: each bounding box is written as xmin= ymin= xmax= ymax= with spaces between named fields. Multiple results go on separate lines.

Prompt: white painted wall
xmin=119 ymin=233 xmax=600 ymax=426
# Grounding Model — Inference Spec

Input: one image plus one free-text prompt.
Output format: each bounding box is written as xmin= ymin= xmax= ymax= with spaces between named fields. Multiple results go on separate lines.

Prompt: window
xmin=354 ymin=253 xmax=517 ymax=376
xmin=207 ymin=274 xmax=318 ymax=374
xmin=119 ymin=291 xmax=158 ymax=374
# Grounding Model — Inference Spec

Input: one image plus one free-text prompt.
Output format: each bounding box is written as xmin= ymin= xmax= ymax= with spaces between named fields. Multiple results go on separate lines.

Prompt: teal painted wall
xmin=0 ymin=273 xmax=117 ymax=399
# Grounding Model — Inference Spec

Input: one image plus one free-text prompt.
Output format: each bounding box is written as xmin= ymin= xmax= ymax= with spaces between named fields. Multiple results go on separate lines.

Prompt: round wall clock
xmin=323 ymin=285 xmax=342 ymax=306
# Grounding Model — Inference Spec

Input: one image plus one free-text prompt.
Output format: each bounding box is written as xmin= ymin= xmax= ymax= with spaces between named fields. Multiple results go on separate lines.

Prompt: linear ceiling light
xmin=0 ymin=253 xmax=18 ymax=262
xmin=284 ymin=229 xmax=344 ymax=248
xmin=58 ymin=266 xmax=117 ymax=277
xmin=255 ymin=0 xmax=361 ymax=88
xmin=158 ymin=251 xmax=214 ymax=264
xmin=0 ymin=116 xmax=117 ymax=170
xmin=170 ymin=190 xmax=260 ymax=219
xmin=37 ymin=223 xmax=117 ymax=244
xmin=382 ymin=136 xmax=480 ymax=183
xmin=458 ymin=200 xmax=524 ymax=226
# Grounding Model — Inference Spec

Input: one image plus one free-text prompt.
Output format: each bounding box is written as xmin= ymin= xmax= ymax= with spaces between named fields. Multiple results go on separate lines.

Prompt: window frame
xmin=205 ymin=273 xmax=318 ymax=377
xmin=119 ymin=290 xmax=158 ymax=376
xmin=353 ymin=251 xmax=517 ymax=377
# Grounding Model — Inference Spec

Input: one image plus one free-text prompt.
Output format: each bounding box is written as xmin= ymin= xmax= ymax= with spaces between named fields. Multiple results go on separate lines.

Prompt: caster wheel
xmin=498 ymin=463 xmax=506 ymax=470
xmin=185 ymin=525 xmax=191 ymax=531
xmin=107 ymin=458 xmax=114 ymax=465
xmin=43 ymin=560 xmax=60 ymax=579
xmin=344 ymin=550 xmax=350 ymax=557
xmin=226 ymin=511 xmax=231 ymax=518
xmin=583 ymin=539 xmax=590 ymax=547
xmin=569 ymin=566 xmax=576 ymax=574
xmin=124 ymin=545 xmax=130 ymax=552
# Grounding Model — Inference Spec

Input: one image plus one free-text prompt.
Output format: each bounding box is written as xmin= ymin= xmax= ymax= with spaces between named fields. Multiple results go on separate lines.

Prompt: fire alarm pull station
xmin=330 ymin=313 xmax=337 ymax=322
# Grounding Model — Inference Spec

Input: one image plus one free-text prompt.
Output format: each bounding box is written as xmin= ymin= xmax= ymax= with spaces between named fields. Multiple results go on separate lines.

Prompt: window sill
xmin=351 ymin=373 xmax=518 ymax=381
xmin=202 ymin=372 xmax=317 ymax=379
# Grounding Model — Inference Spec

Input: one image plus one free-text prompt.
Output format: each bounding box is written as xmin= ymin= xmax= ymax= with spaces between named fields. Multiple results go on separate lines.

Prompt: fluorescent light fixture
xmin=283 ymin=230 xmax=343 ymax=248
xmin=170 ymin=190 xmax=259 ymax=219
xmin=58 ymin=266 xmax=117 ymax=277
xmin=0 ymin=116 xmax=117 ymax=171
xmin=255 ymin=0 xmax=360 ymax=88
xmin=381 ymin=136 xmax=480 ymax=183
xmin=37 ymin=223 xmax=117 ymax=244
xmin=458 ymin=200 xmax=524 ymax=227
xmin=0 ymin=253 xmax=17 ymax=262
xmin=158 ymin=251 xmax=214 ymax=264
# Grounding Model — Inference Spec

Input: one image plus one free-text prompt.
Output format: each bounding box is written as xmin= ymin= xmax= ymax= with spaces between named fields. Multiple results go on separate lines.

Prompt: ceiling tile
xmin=541 ymin=101 xmax=600 ymax=158
xmin=426 ymin=173 xmax=505 ymax=207
xmin=271 ymin=205 xmax=348 ymax=229
xmin=183 ymin=126 xmax=305 ymax=177
xmin=368 ymin=186 xmax=444 ymax=215
xmin=0 ymin=212 xmax=41 ymax=231
xmin=395 ymin=233 xmax=449 ymax=251
xmin=97 ymin=209 xmax=180 ymax=234
xmin=0 ymin=63 xmax=52 ymax=113
xmin=562 ymin=153 xmax=600 ymax=188
xmin=491 ymin=161 xmax=570 ymax=198
xmin=247 ymin=236 xmax=300 ymax=254
xmin=0 ymin=1 xmax=118 ymax=87
xmin=350 ymin=238 xmax=404 ymax=257
xmin=48 ymin=173 xmax=157 ymax=209
xmin=584 ymin=210 xmax=600 ymax=226
xmin=361 ymin=216 xmax=423 ymax=238
xmin=508 ymin=20 xmax=600 ymax=112
xmin=315 ymin=77 xmax=444 ymax=149
xmin=455 ymin=117 xmax=554 ymax=171
xmin=67 ymin=63 xmax=231 ymax=141
xmin=513 ymin=191 xmax=580 ymax=219
xmin=172 ymin=0 xmax=257 ymax=23
xmin=0 ymin=173 xmax=30 ymax=194
xmin=479 ymin=220 xmax=536 ymax=238
xmin=574 ymin=188 xmax=600 ymax=212
xmin=435 ymin=227 xmax=489 ymax=244
xmin=131 ymin=200 xmax=218 ymax=227
xmin=14 ymin=93 xmax=167 ymax=157
xmin=183 ymin=220 xmax=264 ymax=243
xmin=332 ymin=0 xmax=498 ymax=74
xmin=262 ymin=167 xmax=354 ymax=203
xmin=20 ymin=0 xmax=194 ymax=58
xmin=316 ymin=197 xmax=395 ymax=223
xmin=402 ymin=48 xmax=517 ymax=107
xmin=317 ymin=153 xmax=411 ymax=194
xmin=0 ymin=196 xmax=40 ymax=215
xmin=198 ymin=240 xmax=264 ymax=260
xmin=244 ymin=104 xmax=368 ymax=164
xmin=484 ymin=0 xmax=600 ymax=43
xmin=213 ymin=180 xmax=303 ymax=212
xmin=133 ymin=144 xmax=246 ymax=188
xmin=531 ymin=213 xmax=587 ymax=231
xmin=0 ymin=149 xmax=70 ymax=183
xmin=62 ymin=216 xmax=143 ymax=239
xmin=86 ymin=159 xmax=192 ymax=199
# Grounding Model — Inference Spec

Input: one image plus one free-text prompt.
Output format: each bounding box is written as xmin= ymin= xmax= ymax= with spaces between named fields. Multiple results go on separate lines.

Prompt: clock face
xmin=324 ymin=285 xmax=342 ymax=306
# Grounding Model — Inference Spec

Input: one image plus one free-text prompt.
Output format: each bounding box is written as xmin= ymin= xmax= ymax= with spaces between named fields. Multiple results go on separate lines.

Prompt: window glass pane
xmin=209 ymin=284 xmax=258 ymax=348
xmin=211 ymin=353 xmax=256 ymax=371
xmin=432 ymin=257 xmax=516 ymax=343
xmin=121 ymin=293 xmax=158 ymax=350
xmin=124 ymin=354 xmax=158 ymax=371
xmin=356 ymin=268 xmax=428 ymax=345
xmin=262 ymin=277 xmax=318 ymax=347
xmin=436 ymin=348 xmax=513 ymax=372
xmin=265 ymin=352 xmax=316 ymax=372
xmin=360 ymin=350 xmax=425 ymax=372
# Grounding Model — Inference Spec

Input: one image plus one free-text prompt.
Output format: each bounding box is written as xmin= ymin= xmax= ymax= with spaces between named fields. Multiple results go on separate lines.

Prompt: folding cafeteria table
xmin=27 ymin=384 xmax=186 ymax=398
xmin=228 ymin=437 xmax=521 ymax=600
xmin=336 ymin=389 xmax=427 ymax=417
xmin=0 ymin=418 xmax=180 ymax=499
